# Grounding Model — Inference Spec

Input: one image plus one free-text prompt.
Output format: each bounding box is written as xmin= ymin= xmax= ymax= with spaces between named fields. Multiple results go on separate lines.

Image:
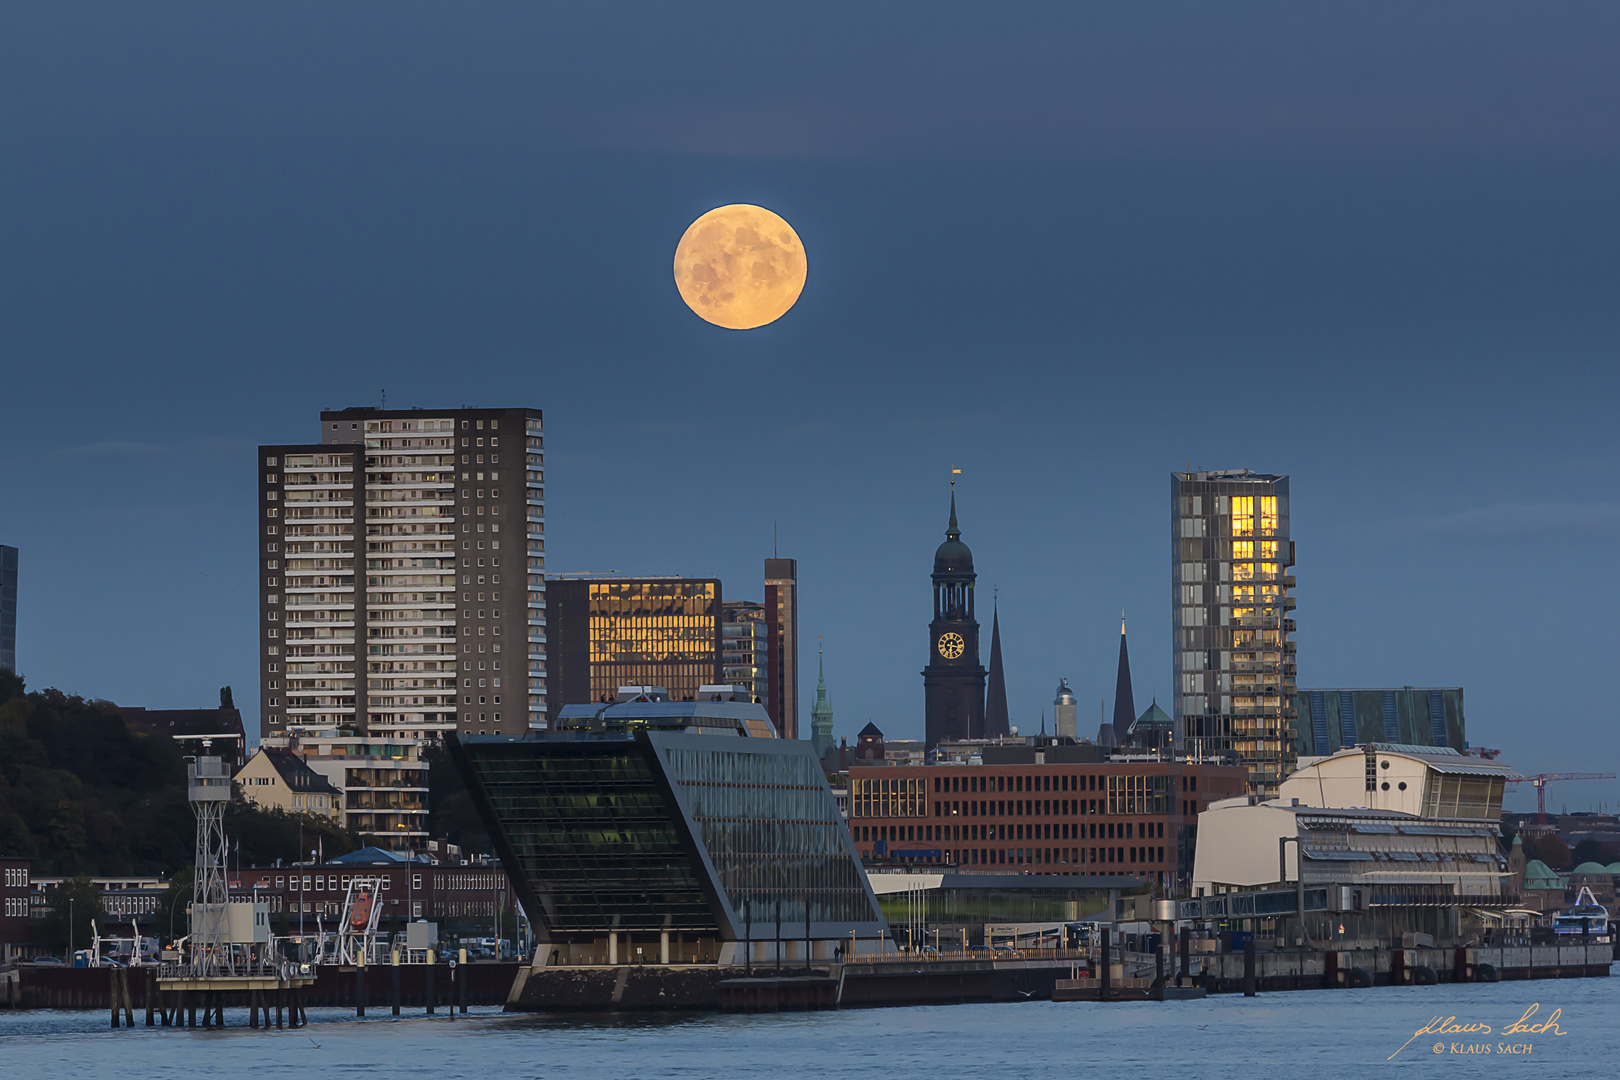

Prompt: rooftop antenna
xmin=381 ymin=388 xmax=386 ymax=408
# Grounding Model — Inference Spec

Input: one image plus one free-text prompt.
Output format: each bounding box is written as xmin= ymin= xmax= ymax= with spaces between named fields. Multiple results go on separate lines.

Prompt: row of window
xmin=863 ymin=845 xmax=1170 ymax=868
xmin=858 ymin=820 xmax=1168 ymax=845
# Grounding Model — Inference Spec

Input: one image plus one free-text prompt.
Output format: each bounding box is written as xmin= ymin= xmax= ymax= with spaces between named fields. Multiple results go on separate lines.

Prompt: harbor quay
xmin=442 ymin=704 xmax=1613 ymax=1014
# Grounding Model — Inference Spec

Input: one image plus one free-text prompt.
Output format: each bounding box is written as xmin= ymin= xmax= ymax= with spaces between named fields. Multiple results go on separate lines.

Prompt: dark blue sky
xmin=2 ymin=4 xmax=1616 ymax=811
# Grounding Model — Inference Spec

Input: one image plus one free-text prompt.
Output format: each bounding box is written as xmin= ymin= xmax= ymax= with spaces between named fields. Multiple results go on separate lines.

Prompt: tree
xmin=1570 ymin=838 xmax=1612 ymax=868
xmin=1527 ymin=834 xmax=1571 ymax=870
xmin=224 ymin=798 xmax=362 ymax=868
xmin=0 ymin=676 xmax=193 ymax=876
xmin=42 ymin=875 xmax=106 ymax=955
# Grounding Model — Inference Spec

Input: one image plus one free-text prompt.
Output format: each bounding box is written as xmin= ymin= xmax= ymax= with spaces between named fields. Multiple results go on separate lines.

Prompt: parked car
xmin=28 ymin=956 xmax=64 ymax=966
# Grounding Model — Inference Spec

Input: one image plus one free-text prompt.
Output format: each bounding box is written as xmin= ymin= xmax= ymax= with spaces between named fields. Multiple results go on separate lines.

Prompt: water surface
xmin=3 ymin=969 xmax=1611 ymax=1078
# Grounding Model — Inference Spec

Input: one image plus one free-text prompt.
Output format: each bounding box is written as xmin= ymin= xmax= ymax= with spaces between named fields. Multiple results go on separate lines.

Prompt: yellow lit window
xmin=1233 ymin=586 xmax=1254 ymax=603
xmin=1232 ymin=563 xmax=1254 ymax=581
xmin=1260 ymin=496 xmax=1278 ymax=535
xmin=1260 ymin=541 xmax=1278 ymax=559
xmin=1232 ymin=540 xmax=1254 ymax=559
xmin=1258 ymin=561 xmax=1279 ymax=579
xmin=1232 ymin=607 xmax=1254 ymax=621
xmin=1231 ymin=497 xmax=1254 ymax=537
xmin=1260 ymin=585 xmax=1279 ymax=601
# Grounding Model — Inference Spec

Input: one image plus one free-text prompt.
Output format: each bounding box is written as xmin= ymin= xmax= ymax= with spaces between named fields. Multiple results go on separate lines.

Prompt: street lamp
xmin=69 ymin=897 xmax=75 ymax=963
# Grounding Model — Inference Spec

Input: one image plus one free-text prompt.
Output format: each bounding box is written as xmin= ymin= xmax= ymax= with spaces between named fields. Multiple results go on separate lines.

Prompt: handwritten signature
xmin=1389 ymin=1005 xmax=1566 ymax=1059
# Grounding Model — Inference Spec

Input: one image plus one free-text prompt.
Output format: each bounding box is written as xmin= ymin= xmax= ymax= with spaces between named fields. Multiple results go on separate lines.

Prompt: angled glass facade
xmin=450 ymin=700 xmax=886 ymax=954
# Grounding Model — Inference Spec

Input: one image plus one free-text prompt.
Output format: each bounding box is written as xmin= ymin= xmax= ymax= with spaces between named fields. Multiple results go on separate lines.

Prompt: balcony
xmin=1231 ymin=615 xmax=1280 ymax=630
xmin=1282 ymin=575 xmax=1296 ymax=588
xmin=1283 ymin=619 xmax=1296 ymax=633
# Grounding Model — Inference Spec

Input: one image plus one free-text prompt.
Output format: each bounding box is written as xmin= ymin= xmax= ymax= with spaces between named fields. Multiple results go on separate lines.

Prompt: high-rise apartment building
xmin=1170 ymin=470 xmax=1297 ymax=799
xmin=547 ymin=578 xmax=722 ymax=715
xmin=0 ymin=545 xmax=16 ymax=673
xmin=259 ymin=406 xmax=544 ymax=743
xmin=721 ymin=600 xmax=768 ymax=703
xmin=765 ymin=558 xmax=799 ymax=739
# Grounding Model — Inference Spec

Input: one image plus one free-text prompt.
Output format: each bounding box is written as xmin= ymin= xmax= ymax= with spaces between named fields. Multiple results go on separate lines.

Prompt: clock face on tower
xmin=937 ymin=632 xmax=965 ymax=659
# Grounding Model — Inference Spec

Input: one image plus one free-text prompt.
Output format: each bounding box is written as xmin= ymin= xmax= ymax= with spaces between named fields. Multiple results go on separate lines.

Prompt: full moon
xmin=673 ymin=204 xmax=806 ymax=330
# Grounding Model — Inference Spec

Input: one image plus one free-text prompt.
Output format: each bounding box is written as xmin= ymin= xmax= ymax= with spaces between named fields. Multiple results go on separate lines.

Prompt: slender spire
xmin=946 ymin=482 xmax=960 ymax=539
xmin=983 ymin=597 xmax=1010 ymax=739
xmin=1111 ymin=613 xmax=1136 ymax=743
xmin=810 ymin=635 xmax=835 ymax=757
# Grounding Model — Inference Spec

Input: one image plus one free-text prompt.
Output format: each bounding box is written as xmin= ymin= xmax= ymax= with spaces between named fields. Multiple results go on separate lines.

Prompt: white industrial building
xmin=1192 ymin=744 xmax=1514 ymax=942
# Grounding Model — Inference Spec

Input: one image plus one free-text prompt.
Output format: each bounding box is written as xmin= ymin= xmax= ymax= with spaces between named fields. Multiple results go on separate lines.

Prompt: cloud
xmin=1416 ymin=502 xmax=1620 ymax=542
xmin=57 ymin=437 xmax=253 ymax=460
xmin=58 ymin=441 xmax=165 ymax=459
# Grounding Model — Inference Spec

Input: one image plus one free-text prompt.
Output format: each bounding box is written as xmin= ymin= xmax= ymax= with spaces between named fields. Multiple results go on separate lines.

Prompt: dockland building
xmin=450 ymin=698 xmax=888 ymax=966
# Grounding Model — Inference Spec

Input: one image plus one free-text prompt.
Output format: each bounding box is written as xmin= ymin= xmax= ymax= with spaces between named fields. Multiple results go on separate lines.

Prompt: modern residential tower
xmin=0 ymin=545 xmax=15 ymax=673
xmin=720 ymin=600 xmax=768 ymax=704
xmin=1171 ymin=470 xmax=1297 ymax=799
xmin=259 ymin=406 xmax=545 ymax=742
xmin=764 ymin=558 xmax=799 ymax=739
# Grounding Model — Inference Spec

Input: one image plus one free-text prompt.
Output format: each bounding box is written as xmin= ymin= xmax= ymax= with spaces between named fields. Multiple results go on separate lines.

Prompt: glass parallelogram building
xmin=448 ymin=698 xmax=888 ymax=966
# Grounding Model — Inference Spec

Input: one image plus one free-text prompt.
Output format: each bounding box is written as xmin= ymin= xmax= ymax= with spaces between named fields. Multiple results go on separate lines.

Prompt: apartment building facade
xmin=259 ymin=406 xmax=544 ymax=742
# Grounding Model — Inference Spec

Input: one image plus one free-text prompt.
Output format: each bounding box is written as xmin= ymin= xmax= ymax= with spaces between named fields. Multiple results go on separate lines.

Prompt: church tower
xmin=923 ymin=485 xmax=986 ymax=747
xmin=810 ymin=643 xmax=835 ymax=760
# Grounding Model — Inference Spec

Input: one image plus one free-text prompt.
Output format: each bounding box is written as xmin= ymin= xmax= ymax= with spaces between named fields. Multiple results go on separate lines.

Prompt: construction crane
xmin=1505 ymin=773 xmax=1617 ymax=825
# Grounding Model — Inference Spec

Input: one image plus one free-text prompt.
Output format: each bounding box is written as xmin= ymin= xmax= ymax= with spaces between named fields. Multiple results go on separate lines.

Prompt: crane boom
xmin=1504 ymin=772 xmax=1618 ymax=825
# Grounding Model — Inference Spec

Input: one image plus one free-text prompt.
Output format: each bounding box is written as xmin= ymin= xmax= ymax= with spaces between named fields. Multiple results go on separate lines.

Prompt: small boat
xmin=349 ymin=889 xmax=374 ymax=930
xmin=1551 ymin=886 xmax=1610 ymax=944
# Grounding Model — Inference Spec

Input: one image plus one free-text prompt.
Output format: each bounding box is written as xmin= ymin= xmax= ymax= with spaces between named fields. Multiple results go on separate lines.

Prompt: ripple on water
xmin=1 ymin=970 xmax=1613 ymax=1079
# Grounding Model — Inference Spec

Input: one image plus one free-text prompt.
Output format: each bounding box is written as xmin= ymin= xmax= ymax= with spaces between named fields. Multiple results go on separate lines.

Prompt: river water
xmin=2 ymin=968 xmax=1613 ymax=1078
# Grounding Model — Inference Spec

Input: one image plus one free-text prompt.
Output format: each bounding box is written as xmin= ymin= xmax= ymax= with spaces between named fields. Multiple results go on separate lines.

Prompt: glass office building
xmin=449 ymin=699 xmax=887 ymax=964
xmin=721 ymin=600 xmax=768 ymax=704
xmin=547 ymin=579 xmax=723 ymax=719
xmin=1171 ymin=470 xmax=1297 ymax=799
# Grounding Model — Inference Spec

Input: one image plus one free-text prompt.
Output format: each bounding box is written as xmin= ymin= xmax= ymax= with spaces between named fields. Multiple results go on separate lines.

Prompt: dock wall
xmin=0 ymin=963 xmax=521 ymax=1011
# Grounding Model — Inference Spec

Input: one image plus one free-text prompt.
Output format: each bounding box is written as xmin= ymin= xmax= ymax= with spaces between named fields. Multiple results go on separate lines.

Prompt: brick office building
xmin=232 ymin=848 xmax=514 ymax=936
xmin=847 ymin=758 xmax=1247 ymax=886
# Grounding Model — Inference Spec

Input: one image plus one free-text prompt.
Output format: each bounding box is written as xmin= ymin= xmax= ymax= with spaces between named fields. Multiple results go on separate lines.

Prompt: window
xmin=1260 ymin=496 xmax=1278 ymax=535
xmin=1231 ymin=496 xmax=1254 ymax=536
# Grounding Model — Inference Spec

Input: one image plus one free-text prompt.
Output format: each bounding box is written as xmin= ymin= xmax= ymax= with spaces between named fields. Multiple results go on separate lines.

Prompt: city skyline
xmin=0 ymin=6 xmax=1616 ymax=813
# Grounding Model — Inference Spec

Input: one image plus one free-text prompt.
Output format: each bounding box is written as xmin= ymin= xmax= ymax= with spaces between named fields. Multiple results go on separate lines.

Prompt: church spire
xmin=946 ymin=482 xmax=960 ymax=540
xmin=810 ymin=637 xmax=835 ymax=757
xmin=983 ymin=594 xmax=1010 ymax=739
xmin=1111 ymin=611 xmax=1136 ymax=744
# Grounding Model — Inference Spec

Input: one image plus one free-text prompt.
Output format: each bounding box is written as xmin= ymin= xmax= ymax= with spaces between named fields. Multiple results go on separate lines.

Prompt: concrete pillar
xmin=660 ymin=932 xmax=670 ymax=965
xmin=608 ymin=933 xmax=618 ymax=966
